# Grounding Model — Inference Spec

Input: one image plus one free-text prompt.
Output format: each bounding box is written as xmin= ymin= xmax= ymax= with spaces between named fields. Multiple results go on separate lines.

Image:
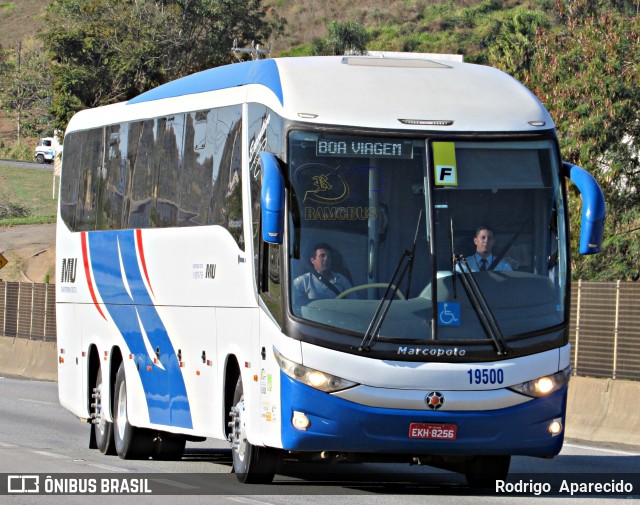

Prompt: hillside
xmin=0 ymin=0 xmax=46 ymax=49
xmin=1 ymin=0 xmax=545 ymax=62
xmin=0 ymin=0 xmax=542 ymax=147
xmin=2 ymin=0 xmax=450 ymax=52
xmin=0 ymin=1 xmax=47 ymax=147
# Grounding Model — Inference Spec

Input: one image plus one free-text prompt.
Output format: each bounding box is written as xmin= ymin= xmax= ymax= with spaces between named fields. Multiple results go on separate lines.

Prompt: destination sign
xmin=316 ymin=137 xmax=414 ymax=159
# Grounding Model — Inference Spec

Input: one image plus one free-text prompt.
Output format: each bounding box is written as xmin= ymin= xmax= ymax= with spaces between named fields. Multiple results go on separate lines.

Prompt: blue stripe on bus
xmin=127 ymin=59 xmax=284 ymax=106
xmin=280 ymin=372 xmax=565 ymax=456
xmin=88 ymin=230 xmax=193 ymax=429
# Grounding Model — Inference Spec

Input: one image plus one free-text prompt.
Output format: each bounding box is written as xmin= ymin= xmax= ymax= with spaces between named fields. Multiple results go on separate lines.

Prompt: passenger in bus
xmin=292 ymin=243 xmax=352 ymax=312
xmin=464 ymin=225 xmax=512 ymax=272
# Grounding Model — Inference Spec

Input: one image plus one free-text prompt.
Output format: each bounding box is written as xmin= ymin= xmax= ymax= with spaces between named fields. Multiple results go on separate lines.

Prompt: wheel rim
xmin=230 ymin=398 xmax=247 ymax=462
xmin=116 ymin=381 xmax=127 ymax=441
xmin=94 ymin=382 xmax=107 ymax=437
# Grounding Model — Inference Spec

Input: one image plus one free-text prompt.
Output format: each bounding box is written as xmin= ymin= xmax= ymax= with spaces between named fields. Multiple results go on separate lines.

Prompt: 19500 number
xmin=467 ymin=368 xmax=504 ymax=385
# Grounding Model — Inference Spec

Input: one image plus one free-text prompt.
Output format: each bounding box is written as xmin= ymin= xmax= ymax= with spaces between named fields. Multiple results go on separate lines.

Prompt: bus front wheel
xmin=113 ymin=362 xmax=154 ymax=459
xmin=229 ymin=376 xmax=278 ymax=483
xmin=464 ymin=455 xmax=511 ymax=488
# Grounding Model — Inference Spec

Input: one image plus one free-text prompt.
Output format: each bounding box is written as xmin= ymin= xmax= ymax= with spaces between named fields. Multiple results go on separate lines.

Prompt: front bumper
xmin=280 ymin=372 xmax=566 ymax=457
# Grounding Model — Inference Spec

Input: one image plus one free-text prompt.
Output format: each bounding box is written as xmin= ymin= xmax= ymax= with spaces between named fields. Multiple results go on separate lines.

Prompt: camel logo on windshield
xmin=303 ymin=170 xmax=350 ymax=205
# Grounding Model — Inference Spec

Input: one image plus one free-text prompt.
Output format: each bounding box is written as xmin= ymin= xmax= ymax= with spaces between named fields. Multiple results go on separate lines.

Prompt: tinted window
xmin=59 ymin=105 xmax=245 ymax=248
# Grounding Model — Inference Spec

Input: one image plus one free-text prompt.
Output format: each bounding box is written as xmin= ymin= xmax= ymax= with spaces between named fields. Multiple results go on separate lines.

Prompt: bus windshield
xmin=288 ymin=131 xmax=566 ymax=348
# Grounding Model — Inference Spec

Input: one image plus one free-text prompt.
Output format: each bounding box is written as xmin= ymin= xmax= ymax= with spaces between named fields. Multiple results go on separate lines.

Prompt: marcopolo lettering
xmin=397 ymin=346 xmax=466 ymax=357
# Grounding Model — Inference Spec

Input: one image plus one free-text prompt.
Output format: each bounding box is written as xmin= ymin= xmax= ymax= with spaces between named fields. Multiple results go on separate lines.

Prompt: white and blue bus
xmin=56 ymin=54 xmax=605 ymax=485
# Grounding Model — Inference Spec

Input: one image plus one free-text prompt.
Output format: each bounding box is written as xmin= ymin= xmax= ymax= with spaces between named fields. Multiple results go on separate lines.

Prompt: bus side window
xmin=260 ymin=242 xmax=283 ymax=326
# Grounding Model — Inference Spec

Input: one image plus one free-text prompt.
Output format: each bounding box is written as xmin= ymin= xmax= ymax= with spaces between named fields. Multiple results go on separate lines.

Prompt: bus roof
xmin=66 ymin=55 xmax=554 ymax=134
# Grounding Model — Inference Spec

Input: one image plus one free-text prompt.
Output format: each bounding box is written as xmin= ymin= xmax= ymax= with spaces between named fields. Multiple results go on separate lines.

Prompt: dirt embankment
xmin=0 ymin=223 xmax=56 ymax=283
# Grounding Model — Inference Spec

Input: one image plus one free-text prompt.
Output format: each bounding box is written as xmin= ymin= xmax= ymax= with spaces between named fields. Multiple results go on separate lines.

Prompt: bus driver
xmin=292 ymin=243 xmax=352 ymax=312
xmin=464 ymin=225 xmax=513 ymax=272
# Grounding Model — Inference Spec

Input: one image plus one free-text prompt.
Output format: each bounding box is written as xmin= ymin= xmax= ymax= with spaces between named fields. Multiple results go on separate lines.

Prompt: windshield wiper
xmin=451 ymin=220 xmax=509 ymax=356
xmin=358 ymin=211 xmax=422 ymax=352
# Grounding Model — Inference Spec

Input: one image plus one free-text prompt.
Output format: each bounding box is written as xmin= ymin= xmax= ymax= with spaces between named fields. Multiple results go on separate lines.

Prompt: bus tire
xmin=153 ymin=432 xmax=186 ymax=461
xmin=464 ymin=455 xmax=511 ymax=488
xmin=113 ymin=362 xmax=154 ymax=460
xmin=92 ymin=366 xmax=116 ymax=455
xmin=229 ymin=376 xmax=278 ymax=484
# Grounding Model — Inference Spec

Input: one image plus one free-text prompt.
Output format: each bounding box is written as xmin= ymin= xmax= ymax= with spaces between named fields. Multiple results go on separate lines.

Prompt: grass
xmin=0 ymin=3 xmax=17 ymax=12
xmin=0 ymin=162 xmax=57 ymax=226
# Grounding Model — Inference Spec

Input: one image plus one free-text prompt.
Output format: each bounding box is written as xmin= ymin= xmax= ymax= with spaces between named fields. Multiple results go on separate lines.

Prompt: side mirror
xmin=564 ymin=162 xmax=606 ymax=255
xmin=260 ymin=152 xmax=285 ymax=244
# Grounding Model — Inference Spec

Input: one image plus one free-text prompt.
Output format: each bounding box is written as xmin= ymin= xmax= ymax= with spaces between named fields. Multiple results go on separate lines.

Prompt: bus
xmin=56 ymin=54 xmax=605 ymax=485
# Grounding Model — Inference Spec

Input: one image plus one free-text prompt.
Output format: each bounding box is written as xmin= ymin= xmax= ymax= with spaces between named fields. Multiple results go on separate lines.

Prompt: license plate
xmin=408 ymin=423 xmax=457 ymax=440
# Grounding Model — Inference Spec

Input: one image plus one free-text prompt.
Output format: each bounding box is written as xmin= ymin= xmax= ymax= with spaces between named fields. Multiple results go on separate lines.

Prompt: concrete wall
xmin=0 ymin=335 xmax=57 ymax=381
xmin=565 ymin=375 xmax=640 ymax=446
xmin=1 ymin=335 xmax=638 ymax=446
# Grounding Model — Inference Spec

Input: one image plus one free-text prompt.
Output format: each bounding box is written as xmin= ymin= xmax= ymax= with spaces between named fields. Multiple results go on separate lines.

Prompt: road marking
xmin=227 ymin=498 xmax=275 ymax=505
xmin=19 ymin=398 xmax=58 ymax=406
xmin=0 ymin=441 xmax=18 ymax=448
xmin=151 ymin=478 xmax=199 ymax=490
xmin=31 ymin=450 xmax=67 ymax=459
xmin=87 ymin=462 xmax=132 ymax=472
xmin=564 ymin=442 xmax=640 ymax=456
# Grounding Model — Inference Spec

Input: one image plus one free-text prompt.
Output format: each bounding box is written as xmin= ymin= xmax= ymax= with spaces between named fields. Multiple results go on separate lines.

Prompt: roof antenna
xmin=232 ymin=39 xmax=272 ymax=61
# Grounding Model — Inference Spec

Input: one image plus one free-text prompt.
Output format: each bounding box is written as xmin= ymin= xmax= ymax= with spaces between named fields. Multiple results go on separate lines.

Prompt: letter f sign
xmin=435 ymin=165 xmax=457 ymax=186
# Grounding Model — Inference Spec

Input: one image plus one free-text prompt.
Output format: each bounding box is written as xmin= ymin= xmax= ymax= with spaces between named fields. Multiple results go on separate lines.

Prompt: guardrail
xmin=0 ymin=280 xmax=639 ymax=380
xmin=569 ymin=280 xmax=640 ymax=380
xmin=0 ymin=282 xmax=56 ymax=342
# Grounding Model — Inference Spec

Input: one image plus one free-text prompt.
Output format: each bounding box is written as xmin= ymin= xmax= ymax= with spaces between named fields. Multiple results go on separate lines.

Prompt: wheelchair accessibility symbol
xmin=437 ymin=302 xmax=460 ymax=326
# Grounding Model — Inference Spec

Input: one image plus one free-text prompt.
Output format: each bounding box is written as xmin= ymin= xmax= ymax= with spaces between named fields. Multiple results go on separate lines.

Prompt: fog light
xmin=549 ymin=418 xmax=563 ymax=436
xmin=292 ymin=411 xmax=310 ymax=431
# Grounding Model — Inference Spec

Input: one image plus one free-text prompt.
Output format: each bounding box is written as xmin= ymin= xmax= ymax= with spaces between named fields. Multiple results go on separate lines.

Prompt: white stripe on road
xmin=151 ymin=478 xmax=199 ymax=490
xmin=86 ymin=463 xmax=132 ymax=472
xmin=19 ymin=398 xmax=58 ymax=406
xmin=31 ymin=450 xmax=68 ymax=459
xmin=564 ymin=442 xmax=639 ymax=456
xmin=227 ymin=498 xmax=276 ymax=505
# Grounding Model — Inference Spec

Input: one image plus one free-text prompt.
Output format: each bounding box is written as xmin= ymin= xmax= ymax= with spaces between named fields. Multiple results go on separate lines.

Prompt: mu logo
xmin=60 ymin=258 xmax=77 ymax=283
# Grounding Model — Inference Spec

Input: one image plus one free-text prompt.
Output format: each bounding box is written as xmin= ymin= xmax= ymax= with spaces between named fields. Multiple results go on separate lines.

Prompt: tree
xmin=40 ymin=0 xmax=284 ymax=129
xmin=0 ymin=39 xmax=54 ymax=141
xmin=313 ymin=20 xmax=370 ymax=56
xmin=487 ymin=7 xmax=550 ymax=81
xmin=524 ymin=0 xmax=640 ymax=280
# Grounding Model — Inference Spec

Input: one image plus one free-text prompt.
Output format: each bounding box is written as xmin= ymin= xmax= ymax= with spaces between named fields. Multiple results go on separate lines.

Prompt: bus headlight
xmin=273 ymin=347 xmax=357 ymax=393
xmin=509 ymin=367 xmax=571 ymax=398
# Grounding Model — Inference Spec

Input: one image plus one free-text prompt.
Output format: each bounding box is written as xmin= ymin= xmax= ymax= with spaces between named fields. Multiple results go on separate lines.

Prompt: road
xmin=0 ymin=159 xmax=51 ymax=171
xmin=0 ymin=376 xmax=638 ymax=504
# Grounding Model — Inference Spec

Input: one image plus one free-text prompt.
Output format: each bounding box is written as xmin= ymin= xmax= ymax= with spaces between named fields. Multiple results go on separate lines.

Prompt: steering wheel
xmin=337 ymin=283 xmax=406 ymax=300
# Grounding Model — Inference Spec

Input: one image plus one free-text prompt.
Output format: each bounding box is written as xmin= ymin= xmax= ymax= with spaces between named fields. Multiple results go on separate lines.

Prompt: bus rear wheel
xmin=228 ymin=376 xmax=278 ymax=483
xmin=113 ymin=362 xmax=154 ymax=459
